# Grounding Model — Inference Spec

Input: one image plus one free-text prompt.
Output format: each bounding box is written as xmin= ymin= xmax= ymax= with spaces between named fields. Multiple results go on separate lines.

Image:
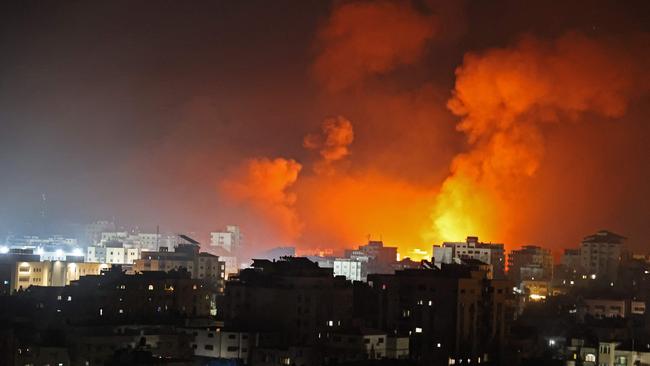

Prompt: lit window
xmin=415 ymin=327 xmax=422 ymax=333
xmin=148 ymin=284 xmax=154 ymax=290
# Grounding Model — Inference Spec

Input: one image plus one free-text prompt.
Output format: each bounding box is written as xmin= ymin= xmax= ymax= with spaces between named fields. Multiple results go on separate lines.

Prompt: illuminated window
xmin=585 ymin=354 xmax=596 ymax=362
xmin=148 ymin=284 xmax=154 ymax=290
xmin=415 ymin=327 xmax=422 ymax=333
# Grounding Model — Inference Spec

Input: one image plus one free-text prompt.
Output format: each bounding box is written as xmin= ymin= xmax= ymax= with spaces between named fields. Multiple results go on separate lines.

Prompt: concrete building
xmin=333 ymin=258 xmax=365 ymax=282
xmin=7 ymin=260 xmax=106 ymax=293
xmin=581 ymin=298 xmax=645 ymax=319
xmin=221 ymin=257 xmax=354 ymax=347
xmin=210 ymin=225 xmax=242 ymax=253
xmin=323 ymin=328 xmax=409 ymax=362
xmin=433 ymin=236 xmax=506 ymax=278
xmin=362 ymin=263 xmax=514 ymax=364
xmin=579 ymin=230 xmax=625 ymax=281
xmin=87 ymin=244 xmax=140 ymax=265
xmin=185 ymin=328 xmax=252 ymax=362
xmin=83 ymin=220 xmax=116 ymax=246
xmin=345 ymin=240 xmax=397 ymax=275
xmin=566 ymin=339 xmax=650 ymax=366
xmin=133 ymin=240 xmax=225 ymax=292
xmin=98 ymin=230 xmax=176 ymax=252
xmin=19 ymin=266 xmax=216 ymax=323
xmin=508 ymin=245 xmax=553 ymax=284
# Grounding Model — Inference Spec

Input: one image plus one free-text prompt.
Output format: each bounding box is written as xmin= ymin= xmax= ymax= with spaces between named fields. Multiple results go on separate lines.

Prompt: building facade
xmin=433 ymin=236 xmax=506 ymax=278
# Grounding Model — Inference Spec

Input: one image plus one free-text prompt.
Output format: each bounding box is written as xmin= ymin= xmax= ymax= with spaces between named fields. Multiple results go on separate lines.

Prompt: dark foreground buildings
xmin=4 ymin=230 xmax=647 ymax=365
xmin=218 ymin=257 xmax=514 ymax=365
xmin=0 ymin=255 xmax=516 ymax=366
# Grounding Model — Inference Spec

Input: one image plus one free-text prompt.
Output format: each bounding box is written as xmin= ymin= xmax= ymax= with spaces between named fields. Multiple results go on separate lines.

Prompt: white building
xmin=433 ymin=236 xmax=506 ymax=278
xmin=210 ymin=225 xmax=242 ymax=253
xmin=333 ymin=258 xmax=364 ymax=282
xmin=566 ymin=339 xmax=650 ymax=366
xmin=185 ymin=328 xmax=252 ymax=362
xmin=86 ymin=245 xmax=140 ymax=265
xmin=9 ymin=260 xmax=107 ymax=293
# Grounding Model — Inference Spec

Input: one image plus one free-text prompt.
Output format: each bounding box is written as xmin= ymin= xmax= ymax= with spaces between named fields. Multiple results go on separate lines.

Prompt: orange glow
xmin=218 ymin=30 xmax=650 ymax=258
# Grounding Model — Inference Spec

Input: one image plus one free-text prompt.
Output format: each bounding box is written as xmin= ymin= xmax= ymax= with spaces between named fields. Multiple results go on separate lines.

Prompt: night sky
xmin=1 ymin=0 xmax=649 ymax=255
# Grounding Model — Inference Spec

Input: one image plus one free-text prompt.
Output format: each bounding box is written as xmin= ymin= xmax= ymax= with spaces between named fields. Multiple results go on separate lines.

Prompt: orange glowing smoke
xmin=303 ymin=116 xmax=354 ymax=174
xmin=219 ymin=157 xmax=303 ymax=243
xmin=429 ymin=32 xmax=650 ymax=245
xmin=218 ymin=1 xmax=649 ymax=259
xmin=313 ymin=0 xmax=437 ymax=92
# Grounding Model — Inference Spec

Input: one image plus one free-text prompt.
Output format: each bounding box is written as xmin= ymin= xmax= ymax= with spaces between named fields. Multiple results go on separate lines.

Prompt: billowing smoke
xmin=312 ymin=0 xmax=437 ymax=92
xmin=303 ymin=115 xmax=354 ymax=174
xmin=430 ymin=32 xmax=650 ymax=243
xmin=217 ymin=2 xmax=649 ymax=257
xmin=218 ymin=158 xmax=303 ymax=244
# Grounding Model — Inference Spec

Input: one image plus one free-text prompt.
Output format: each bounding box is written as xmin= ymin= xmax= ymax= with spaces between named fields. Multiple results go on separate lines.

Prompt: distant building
xmin=0 ymin=252 xmax=107 ymax=293
xmin=433 ymin=236 xmax=506 ymax=278
xmin=221 ymin=257 xmax=354 ymax=347
xmin=361 ymin=263 xmax=514 ymax=364
xmin=4 ymin=235 xmax=78 ymax=248
xmin=580 ymin=230 xmax=625 ymax=281
xmin=256 ymin=246 xmax=295 ymax=261
xmin=562 ymin=248 xmax=583 ymax=271
xmin=566 ymin=339 xmax=650 ymax=366
xmin=183 ymin=327 xmax=252 ymax=362
xmin=323 ymin=328 xmax=409 ymax=361
xmin=210 ymin=225 xmax=242 ymax=253
xmin=133 ymin=240 xmax=225 ymax=292
xmin=580 ymin=297 xmax=645 ymax=319
xmin=333 ymin=258 xmax=364 ymax=282
xmin=98 ymin=230 xmax=177 ymax=252
xmin=345 ymin=240 xmax=398 ymax=275
xmin=83 ymin=220 xmax=116 ymax=246
xmin=508 ymin=245 xmax=553 ymax=284
xmin=20 ymin=266 xmax=215 ymax=322
xmin=87 ymin=243 xmax=140 ymax=265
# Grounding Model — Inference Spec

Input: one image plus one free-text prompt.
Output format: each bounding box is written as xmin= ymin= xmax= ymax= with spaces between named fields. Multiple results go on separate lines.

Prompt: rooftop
xmin=582 ymin=230 xmax=627 ymax=244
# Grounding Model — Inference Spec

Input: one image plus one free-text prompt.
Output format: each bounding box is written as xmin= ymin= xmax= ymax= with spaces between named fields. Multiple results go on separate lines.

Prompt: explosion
xmin=218 ymin=1 xmax=649 ymax=258
xmin=429 ymin=32 xmax=650 ymax=244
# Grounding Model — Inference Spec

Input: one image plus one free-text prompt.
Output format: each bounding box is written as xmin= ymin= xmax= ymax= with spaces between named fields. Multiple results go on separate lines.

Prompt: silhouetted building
xmin=133 ymin=241 xmax=225 ymax=292
xmin=508 ymin=245 xmax=553 ymax=284
xmin=345 ymin=240 xmax=398 ymax=275
xmin=360 ymin=263 xmax=514 ymax=364
xmin=580 ymin=230 xmax=625 ymax=281
xmin=221 ymin=257 xmax=354 ymax=348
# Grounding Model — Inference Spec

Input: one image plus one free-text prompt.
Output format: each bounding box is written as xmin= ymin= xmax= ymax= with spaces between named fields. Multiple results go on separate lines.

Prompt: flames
xmin=429 ymin=32 xmax=649 ymax=245
xmin=217 ymin=1 xmax=650 ymax=258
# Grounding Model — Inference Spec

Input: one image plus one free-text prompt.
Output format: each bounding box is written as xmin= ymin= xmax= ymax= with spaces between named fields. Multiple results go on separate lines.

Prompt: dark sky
xmin=1 ymin=0 xmax=648 ymax=253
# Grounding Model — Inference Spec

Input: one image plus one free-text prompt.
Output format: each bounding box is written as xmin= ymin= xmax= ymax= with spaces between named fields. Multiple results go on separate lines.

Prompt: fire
xmin=218 ymin=7 xmax=650 ymax=258
xmin=426 ymin=173 xmax=500 ymax=244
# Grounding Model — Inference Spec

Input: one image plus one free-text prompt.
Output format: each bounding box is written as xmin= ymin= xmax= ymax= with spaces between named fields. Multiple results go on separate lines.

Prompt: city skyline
xmin=0 ymin=1 xmax=649 ymax=258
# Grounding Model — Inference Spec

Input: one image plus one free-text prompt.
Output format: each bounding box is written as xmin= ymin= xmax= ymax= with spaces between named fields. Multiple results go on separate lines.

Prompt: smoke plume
xmin=303 ymin=115 xmax=354 ymax=173
xmin=313 ymin=0 xmax=437 ymax=92
xmin=219 ymin=157 xmax=303 ymax=243
xmin=430 ymin=32 xmax=650 ymax=243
